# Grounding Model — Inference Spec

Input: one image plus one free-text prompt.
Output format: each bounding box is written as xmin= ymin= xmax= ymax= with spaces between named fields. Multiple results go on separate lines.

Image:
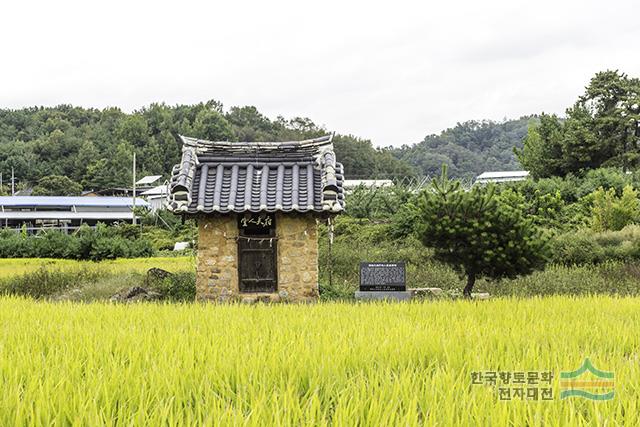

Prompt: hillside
xmin=0 ymin=103 xmax=535 ymax=193
xmin=0 ymin=102 xmax=415 ymax=193
xmin=390 ymin=117 xmax=535 ymax=179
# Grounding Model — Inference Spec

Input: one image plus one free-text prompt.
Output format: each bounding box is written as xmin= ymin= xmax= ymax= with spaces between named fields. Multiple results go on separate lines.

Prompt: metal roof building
xmin=343 ymin=179 xmax=394 ymax=190
xmin=0 ymin=196 xmax=149 ymax=229
xmin=140 ymin=185 xmax=168 ymax=212
xmin=475 ymin=171 xmax=530 ymax=184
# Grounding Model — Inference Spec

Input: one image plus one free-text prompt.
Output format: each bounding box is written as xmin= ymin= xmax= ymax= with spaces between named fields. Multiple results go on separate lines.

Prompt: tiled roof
xmin=167 ymin=135 xmax=344 ymax=214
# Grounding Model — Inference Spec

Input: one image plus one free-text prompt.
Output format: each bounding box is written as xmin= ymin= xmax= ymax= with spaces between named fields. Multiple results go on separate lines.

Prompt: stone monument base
xmin=354 ymin=291 xmax=411 ymax=301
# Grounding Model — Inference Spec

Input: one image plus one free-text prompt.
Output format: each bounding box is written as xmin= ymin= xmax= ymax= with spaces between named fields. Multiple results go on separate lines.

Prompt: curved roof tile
xmin=167 ymin=135 xmax=344 ymax=214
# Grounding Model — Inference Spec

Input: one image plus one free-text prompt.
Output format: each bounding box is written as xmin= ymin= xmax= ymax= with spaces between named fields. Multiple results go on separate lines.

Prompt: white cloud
xmin=1 ymin=0 xmax=639 ymax=146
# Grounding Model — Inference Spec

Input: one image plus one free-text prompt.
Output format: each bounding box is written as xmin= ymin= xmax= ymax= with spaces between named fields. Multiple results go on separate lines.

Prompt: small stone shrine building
xmin=167 ymin=135 xmax=344 ymax=302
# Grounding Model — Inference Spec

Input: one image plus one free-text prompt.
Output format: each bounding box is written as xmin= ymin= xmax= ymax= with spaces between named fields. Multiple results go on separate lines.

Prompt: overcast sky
xmin=1 ymin=0 xmax=639 ymax=147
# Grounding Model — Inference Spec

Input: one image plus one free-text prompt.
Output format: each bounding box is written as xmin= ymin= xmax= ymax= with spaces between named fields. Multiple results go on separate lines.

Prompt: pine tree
xmin=414 ymin=166 xmax=549 ymax=297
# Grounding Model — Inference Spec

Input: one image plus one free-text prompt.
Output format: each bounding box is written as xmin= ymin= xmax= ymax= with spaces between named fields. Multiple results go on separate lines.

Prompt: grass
xmin=0 ymin=257 xmax=196 ymax=302
xmin=481 ymin=261 xmax=640 ymax=296
xmin=4 ymin=256 xmax=640 ymax=301
xmin=0 ymin=257 xmax=194 ymax=279
xmin=0 ymin=295 xmax=637 ymax=425
xmin=321 ymin=260 xmax=640 ymax=299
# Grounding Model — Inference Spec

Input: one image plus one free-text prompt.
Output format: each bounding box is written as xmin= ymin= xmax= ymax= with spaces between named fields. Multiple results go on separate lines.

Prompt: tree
xmin=591 ymin=185 xmax=639 ymax=232
xmin=516 ymin=114 xmax=564 ymax=178
xmin=141 ymin=136 xmax=164 ymax=176
xmin=153 ymin=129 xmax=180 ymax=173
xmin=517 ymin=70 xmax=640 ymax=178
xmin=225 ymin=106 xmax=275 ymax=142
xmin=345 ymin=185 xmax=414 ymax=219
xmin=192 ymin=109 xmax=234 ymax=141
xmin=72 ymin=141 xmax=100 ymax=183
xmin=32 ymin=175 xmax=82 ymax=196
xmin=333 ymin=134 xmax=417 ymax=179
xmin=0 ymin=100 xmax=433 ymax=188
xmin=83 ymin=142 xmax=134 ymax=189
xmin=116 ymin=114 xmax=150 ymax=148
xmin=414 ymin=167 xmax=549 ymax=297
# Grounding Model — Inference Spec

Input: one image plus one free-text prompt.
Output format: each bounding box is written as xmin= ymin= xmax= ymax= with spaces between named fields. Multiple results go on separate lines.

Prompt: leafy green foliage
xmin=550 ymin=225 xmax=640 ymax=265
xmin=480 ymin=261 xmax=640 ymax=297
xmin=152 ymin=271 xmax=196 ymax=302
xmin=0 ymin=225 xmax=154 ymax=261
xmin=344 ymin=186 xmax=414 ymax=219
xmin=517 ymin=70 xmax=640 ymax=178
xmin=0 ymin=102 xmax=417 ymax=190
xmin=32 ymin=175 xmax=82 ymax=196
xmin=0 ymin=267 xmax=107 ymax=299
xmin=489 ymin=167 xmax=640 ymax=230
xmin=591 ymin=185 xmax=640 ymax=231
xmin=333 ymin=134 xmax=417 ymax=179
xmin=139 ymin=209 xmax=197 ymax=252
xmin=391 ymin=117 xmax=533 ymax=178
xmin=516 ymin=114 xmax=565 ymax=178
xmin=495 ymin=187 xmax=565 ymax=229
xmin=318 ymin=216 xmax=449 ymax=295
xmin=413 ymin=167 xmax=549 ymax=296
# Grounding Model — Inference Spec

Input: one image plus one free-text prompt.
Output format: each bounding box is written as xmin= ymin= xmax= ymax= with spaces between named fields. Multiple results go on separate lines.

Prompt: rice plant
xmin=0 ymin=296 xmax=637 ymax=425
xmin=0 ymin=257 xmax=194 ymax=279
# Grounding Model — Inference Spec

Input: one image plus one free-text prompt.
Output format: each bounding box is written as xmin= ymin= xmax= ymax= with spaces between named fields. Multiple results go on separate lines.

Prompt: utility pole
xmin=132 ymin=152 xmax=137 ymax=225
xmin=11 ymin=167 xmax=14 ymax=196
xmin=328 ymin=217 xmax=334 ymax=288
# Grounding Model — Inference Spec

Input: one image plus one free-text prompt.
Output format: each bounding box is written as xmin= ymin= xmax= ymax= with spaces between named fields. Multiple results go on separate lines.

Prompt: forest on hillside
xmin=2 ymin=70 xmax=635 ymax=195
xmin=0 ymin=101 xmax=536 ymax=194
xmin=389 ymin=117 xmax=534 ymax=179
xmin=0 ymin=102 xmax=415 ymax=194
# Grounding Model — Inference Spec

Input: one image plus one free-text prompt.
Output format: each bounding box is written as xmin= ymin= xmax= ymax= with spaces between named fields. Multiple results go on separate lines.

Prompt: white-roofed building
xmin=343 ymin=179 xmax=394 ymax=192
xmin=0 ymin=196 xmax=149 ymax=230
xmin=140 ymin=185 xmax=168 ymax=211
xmin=474 ymin=171 xmax=530 ymax=184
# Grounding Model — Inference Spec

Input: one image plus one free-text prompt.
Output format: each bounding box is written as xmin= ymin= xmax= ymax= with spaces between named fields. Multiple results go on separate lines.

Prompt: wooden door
xmin=238 ymin=214 xmax=277 ymax=292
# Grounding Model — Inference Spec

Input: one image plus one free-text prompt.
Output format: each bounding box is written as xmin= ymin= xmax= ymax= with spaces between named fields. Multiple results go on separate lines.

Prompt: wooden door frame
xmin=237 ymin=213 xmax=278 ymax=293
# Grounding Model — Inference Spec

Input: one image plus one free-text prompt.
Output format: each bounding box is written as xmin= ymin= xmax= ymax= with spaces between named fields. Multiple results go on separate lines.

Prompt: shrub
xmin=551 ymin=225 xmax=640 ymax=265
xmin=142 ymin=227 xmax=180 ymax=251
xmin=496 ymin=187 xmax=565 ymax=229
xmin=112 ymin=223 xmax=142 ymax=240
xmin=550 ymin=230 xmax=604 ymax=265
xmin=344 ymin=186 xmax=414 ymax=219
xmin=152 ymin=271 xmax=196 ymax=302
xmin=90 ymin=237 xmax=128 ymax=260
xmin=576 ymin=167 xmax=633 ymax=199
xmin=591 ymin=185 xmax=640 ymax=231
xmin=319 ymin=280 xmax=355 ymax=301
xmin=0 ymin=226 xmax=154 ymax=261
xmin=0 ymin=267 xmax=106 ymax=299
xmin=480 ymin=261 xmax=640 ymax=297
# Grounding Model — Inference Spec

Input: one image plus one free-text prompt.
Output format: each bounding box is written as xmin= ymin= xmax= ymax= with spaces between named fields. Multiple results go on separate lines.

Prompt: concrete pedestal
xmin=354 ymin=291 xmax=411 ymax=301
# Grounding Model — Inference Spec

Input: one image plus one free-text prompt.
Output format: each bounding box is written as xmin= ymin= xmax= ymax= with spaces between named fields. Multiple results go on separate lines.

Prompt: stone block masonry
xmin=196 ymin=213 xmax=319 ymax=303
xmin=275 ymin=214 xmax=319 ymax=302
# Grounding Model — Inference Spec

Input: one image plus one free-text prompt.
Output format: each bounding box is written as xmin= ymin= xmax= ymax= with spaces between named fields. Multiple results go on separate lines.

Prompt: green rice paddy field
xmin=0 ymin=295 xmax=637 ymax=425
xmin=0 ymin=257 xmax=194 ymax=278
